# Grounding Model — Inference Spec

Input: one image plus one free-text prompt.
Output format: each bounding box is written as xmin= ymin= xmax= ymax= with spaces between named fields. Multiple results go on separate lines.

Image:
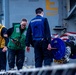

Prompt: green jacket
xmin=8 ymin=24 xmax=27 ymax=50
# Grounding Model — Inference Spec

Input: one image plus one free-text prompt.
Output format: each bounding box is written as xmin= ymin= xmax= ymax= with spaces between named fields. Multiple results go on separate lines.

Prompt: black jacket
xmin=1 ymin=28 xmax=8 ymax=46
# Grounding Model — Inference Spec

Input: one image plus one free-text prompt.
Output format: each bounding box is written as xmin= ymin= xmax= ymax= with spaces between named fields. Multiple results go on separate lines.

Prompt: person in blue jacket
xmin=26 ymin=7 xmax=53 ymax=68
xmin=0 ymin=24 xmax=8 ymax=71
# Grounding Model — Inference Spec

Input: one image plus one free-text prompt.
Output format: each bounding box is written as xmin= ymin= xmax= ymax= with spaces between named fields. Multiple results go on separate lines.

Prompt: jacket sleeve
xmin=44 ymin=18 xmax=51 ymax=44
xmin=7 ymin=27 xmax=14 ymax=37
xmin=1 ymin=28 xmax=9 ymax=46
xmin=26 ymin=24 xmax=33 ymax=47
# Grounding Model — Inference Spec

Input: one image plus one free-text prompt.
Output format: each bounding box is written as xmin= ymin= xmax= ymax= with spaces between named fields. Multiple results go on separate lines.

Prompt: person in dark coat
xmin=26 ymin=8 xmax=53 ymax=68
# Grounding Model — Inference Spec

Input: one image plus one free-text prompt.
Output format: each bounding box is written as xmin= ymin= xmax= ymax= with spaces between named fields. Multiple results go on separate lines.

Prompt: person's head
xmin=20 ymin=18 xmax=27 ymax=29
xmin=35 ymin=7 xmax=44 ymax=16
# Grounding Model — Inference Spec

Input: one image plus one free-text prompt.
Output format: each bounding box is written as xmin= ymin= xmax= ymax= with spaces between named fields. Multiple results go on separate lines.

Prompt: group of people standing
xmin=0 ymin=7 xmax=53 ymax=71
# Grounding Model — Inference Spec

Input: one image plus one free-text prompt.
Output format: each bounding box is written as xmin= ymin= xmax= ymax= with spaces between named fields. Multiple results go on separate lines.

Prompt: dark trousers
xmin=34 ymin=40 xmax=53 ymax=68
xmin=8 ymin=49 xmax=25 ymax=70
xmin=0 ymin=48 xmax=6 ymax=71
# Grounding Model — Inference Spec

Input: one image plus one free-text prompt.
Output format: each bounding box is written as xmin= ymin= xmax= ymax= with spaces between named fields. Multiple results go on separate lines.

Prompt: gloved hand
xmin=26 ymin=46 xmax=30 ymax=52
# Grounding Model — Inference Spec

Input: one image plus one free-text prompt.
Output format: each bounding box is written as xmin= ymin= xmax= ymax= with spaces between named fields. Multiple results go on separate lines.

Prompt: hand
xmin=3 ymin=34 xmax=8 ymax=37
xmin=26 ymin=46 xmax=30 ymax=52
xmin=2 ymin=46 xmax=8 ymax=52
xmin=47 ymin=44 xmax=51 ymax=50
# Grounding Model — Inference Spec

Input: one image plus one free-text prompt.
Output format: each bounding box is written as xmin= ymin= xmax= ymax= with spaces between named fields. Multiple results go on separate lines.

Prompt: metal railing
xmin=0 ymin=63 xmax=76 ymax=75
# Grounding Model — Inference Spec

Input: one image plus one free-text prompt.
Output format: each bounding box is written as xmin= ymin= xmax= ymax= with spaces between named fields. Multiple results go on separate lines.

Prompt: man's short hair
xmin=35 ymin=8 xmax=43 ymax=14
xmin=21 ymin=18 xmax=27 ymax=22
